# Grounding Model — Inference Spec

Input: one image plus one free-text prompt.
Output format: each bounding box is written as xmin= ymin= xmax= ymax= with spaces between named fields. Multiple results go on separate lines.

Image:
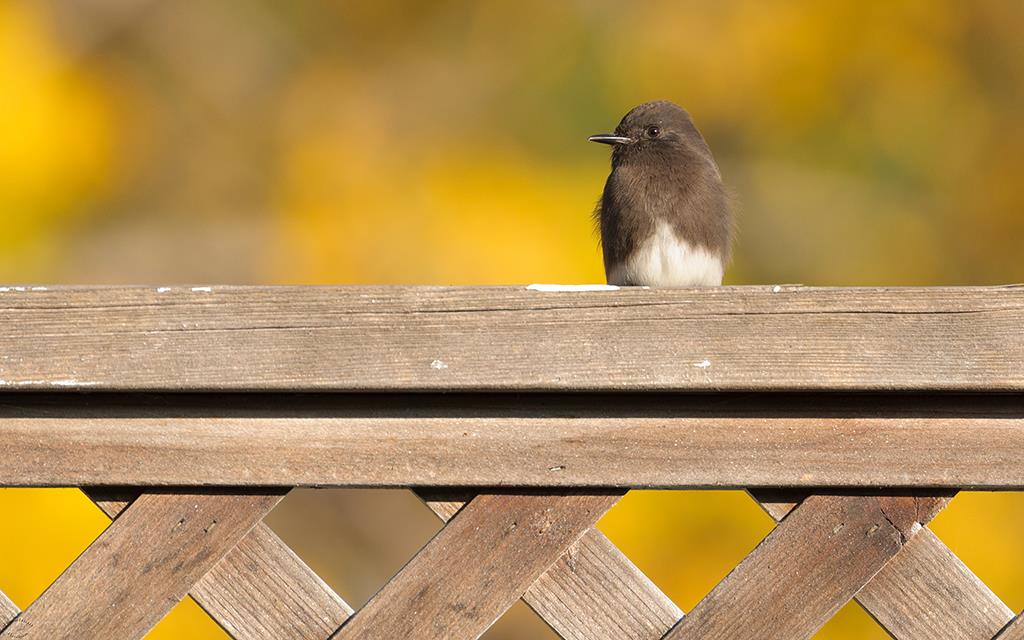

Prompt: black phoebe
xmin=590 ymin=100 xmax=732 ymax=286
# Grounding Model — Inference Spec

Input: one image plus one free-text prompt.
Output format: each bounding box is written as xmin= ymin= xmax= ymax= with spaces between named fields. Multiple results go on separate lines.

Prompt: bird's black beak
xmin=588 ymin=133 xmax=633 ymax=145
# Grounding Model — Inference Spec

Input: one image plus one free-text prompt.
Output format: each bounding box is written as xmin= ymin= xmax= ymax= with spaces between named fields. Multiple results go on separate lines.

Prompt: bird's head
xmin=589 ymin=100 xmax=707 ymax=167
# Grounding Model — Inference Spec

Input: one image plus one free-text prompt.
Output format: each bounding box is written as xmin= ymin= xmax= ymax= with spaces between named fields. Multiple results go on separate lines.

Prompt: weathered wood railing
xmin=0 ymin=285 xmax=1022 ymax=639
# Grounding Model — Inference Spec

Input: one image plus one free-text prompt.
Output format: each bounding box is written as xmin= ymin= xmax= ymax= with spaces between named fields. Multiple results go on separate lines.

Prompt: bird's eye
xmin=646 ymin=125 xmax=661 ymax=138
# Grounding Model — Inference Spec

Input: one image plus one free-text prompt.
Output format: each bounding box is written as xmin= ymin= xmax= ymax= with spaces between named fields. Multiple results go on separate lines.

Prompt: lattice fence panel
xmin=0 ymin=489 xmax=1021 ymax=640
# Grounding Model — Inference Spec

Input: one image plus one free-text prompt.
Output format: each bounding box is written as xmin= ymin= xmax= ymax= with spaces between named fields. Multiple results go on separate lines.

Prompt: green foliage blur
xmin=0 ymin=2 xmax=1021 ymax=638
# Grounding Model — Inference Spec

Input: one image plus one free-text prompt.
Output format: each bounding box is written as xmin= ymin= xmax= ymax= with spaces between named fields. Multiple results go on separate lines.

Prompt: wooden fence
xmin=0 ymin=285 xmax=1022 ymax=639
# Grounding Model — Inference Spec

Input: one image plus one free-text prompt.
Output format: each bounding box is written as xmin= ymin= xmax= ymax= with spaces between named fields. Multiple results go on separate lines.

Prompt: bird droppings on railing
xmin=157 ymin=287 xmax=172 ymax=293
xmin=694 ymin=359 xmax=712 ymax=369
xmin=526 ymin=284 xmax=621 ymax=292
xmin=430 ymin=359 xmax=449 ymax=370
xmin=773 ymin=285 xmax=783 ymax=293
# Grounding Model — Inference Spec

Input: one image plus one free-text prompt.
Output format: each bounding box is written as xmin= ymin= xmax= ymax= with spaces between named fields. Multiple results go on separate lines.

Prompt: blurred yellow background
xmin=0 ymin=1 xmax=1022 ymax=638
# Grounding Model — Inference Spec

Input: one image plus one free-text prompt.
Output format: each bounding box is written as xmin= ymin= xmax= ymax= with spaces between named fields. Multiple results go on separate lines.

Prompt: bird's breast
xmin=606 ymin=221 xmax=724 ymax=287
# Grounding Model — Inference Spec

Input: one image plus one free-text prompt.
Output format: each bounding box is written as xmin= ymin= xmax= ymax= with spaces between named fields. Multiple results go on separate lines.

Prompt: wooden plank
xmin=857 ymin=529 xmax=1014 ymax=640
xmin=333 ymin=492 xmax=621 ymax=640
xmin=997 ymin=614 xmax=1024 ymax=640
xmin=87 ymin=491 xmax=352 ymax=640
xmin=192 ymin=524 xmax=351 ymax=640
xmin=747 ymin=488 xmax=801 ymax=521
xmin=522 ymin=529 xmax=682 ymax=640
xmin=749 ymin=490 xmax=951 ymax=524
xmin=1 ymin=393 xmax=1021 ymax=487
xmin=0 ymin=285 xmax=1021 ymax=392
xmin=665 ymin=494 xmax=927 ymax=640
xmin=419 ymin=491 xmax=682 ymax=640
xmin=0 ymin=592 xmax=18 ymax=629
xmin=191 ymin=524 xmax=352 ymax=640
xmin=0 ymin=491 xmax=282 ymax=640
xmin=751 ymin=491 xmax=1013 ymax=639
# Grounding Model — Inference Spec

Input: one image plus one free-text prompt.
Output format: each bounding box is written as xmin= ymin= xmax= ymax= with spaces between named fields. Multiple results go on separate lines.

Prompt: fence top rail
xmin=0 ymin=284 xmax=1021 ymax=393
xmin=1 ymin=391 xmax=1022 ymax=488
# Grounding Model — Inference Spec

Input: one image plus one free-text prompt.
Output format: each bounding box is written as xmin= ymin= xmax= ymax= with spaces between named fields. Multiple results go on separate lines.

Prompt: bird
xmin=589 ymin=100 xmax=732 ymax=287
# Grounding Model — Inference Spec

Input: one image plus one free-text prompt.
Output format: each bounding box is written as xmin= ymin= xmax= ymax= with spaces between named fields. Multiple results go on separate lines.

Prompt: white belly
xmin=607 ymin=222 xmax=724 ymax=287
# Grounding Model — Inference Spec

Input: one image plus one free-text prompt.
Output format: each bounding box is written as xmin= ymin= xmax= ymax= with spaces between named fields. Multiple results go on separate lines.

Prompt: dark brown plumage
xmin=590 ymin=101 xmax=732 ymax=286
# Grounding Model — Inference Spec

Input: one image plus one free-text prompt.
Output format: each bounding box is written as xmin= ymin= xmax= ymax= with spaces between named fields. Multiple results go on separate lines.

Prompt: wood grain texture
xmin=419 ymin=491 xmax=682 ymax=640
xmin=522 ymin=529 xmax=682 ymax=640
xmin=0 ymin=285 xmax=1022 ymax=391
xmin=749 ymin=490 xmax=952 ymax=525
xmin=2 ymin=392 xmax=1021 ymax=487
xmin=333 ymin=492 xmax=622 ymax=640
xmin=0 ymin=491 xmax=282 ymax=640
xmin=747 ymin=489 xmax=802 ymax=521
xmin=86 ymin=491 xmax=352 ymax=640
xmin=665 ymin=494 xmax=927 ymax=640
xmin=191 ymin=524 xmax=353 ymax=640
xmin=749 ymin=491 xmax=1012 ymax=640
xmin=0 ymin=592 xmax=18 ymax=629
xmin=857 ymin=529 xmax=1014 ymax=640
xmin=997 ymin=614 xmax=1024 ymax=640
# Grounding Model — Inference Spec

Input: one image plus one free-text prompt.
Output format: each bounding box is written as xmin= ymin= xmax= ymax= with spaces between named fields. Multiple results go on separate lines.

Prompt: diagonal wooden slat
xmin=192 ymin=524 xmax=353 ymax=639
xmin=0 ymin=592 xmax=17 ymax=629
xmin=665 ymin=494 xmax=928 ymax=640
xmin=0 ymin=491 xmax=282 ymax=640
xmin=419 ymin=491 xmax=682 ymax=640
xmin=522 ymin=529 xmax=682 ymax=640
xmin=996 ymin=613 xmax=1024 ymax=640
xmin=751 ymin=490 xmax=951 ymax=529
xmin=858 ymin=528 xmax=1014 ymax=640
xmin=87 ymin=491 xmax=352 ymax=640
xmin=751 ymin=490 xmax=1014 ymax=640
xmin=333 ymin=492 xmax=622 ymax=640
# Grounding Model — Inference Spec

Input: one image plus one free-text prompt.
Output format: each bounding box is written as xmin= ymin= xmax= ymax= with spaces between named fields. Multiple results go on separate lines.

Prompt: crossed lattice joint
xmin=0 ymin=489 xmax=1021 ymax=639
